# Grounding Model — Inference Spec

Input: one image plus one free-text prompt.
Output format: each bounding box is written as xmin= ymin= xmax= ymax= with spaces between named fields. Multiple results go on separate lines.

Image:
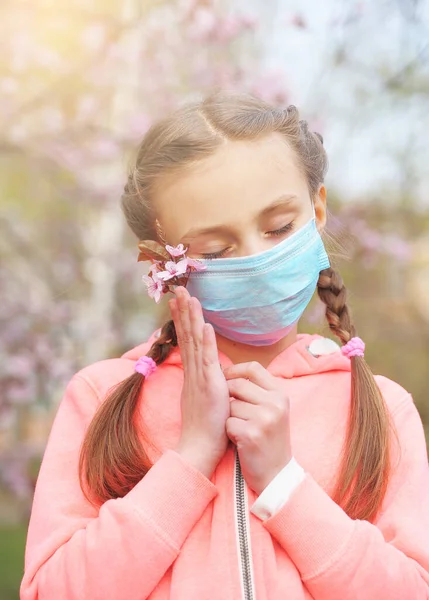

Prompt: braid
xmin=317 ymin=267 xmax=355 ymax=344
xmin=79 ymin=320 xmax=177 ymax=506
xmin=148 ymin=319 xmax=178 ymax=364
xmin=281 ymin=108 xmax=328 ymax=198
xmin=299 ymin=118 xmax=309 ymax=134
xmin=317 ymin=267 xmax=394 ymax=521
xmin=313 ymin=131 xmax=324 ymax=145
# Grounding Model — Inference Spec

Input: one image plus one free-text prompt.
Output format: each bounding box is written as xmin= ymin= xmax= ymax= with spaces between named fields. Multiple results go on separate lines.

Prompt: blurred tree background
xmin=0 ymin=0 xmax=428 ymax=597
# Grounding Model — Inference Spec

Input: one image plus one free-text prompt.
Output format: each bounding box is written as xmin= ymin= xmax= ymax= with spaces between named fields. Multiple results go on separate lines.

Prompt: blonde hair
xmin=79 ymin=91 xmax=394 ymax=522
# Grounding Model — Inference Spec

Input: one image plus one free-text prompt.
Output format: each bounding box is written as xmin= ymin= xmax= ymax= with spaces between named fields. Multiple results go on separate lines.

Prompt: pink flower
xmin=186 ymin=257 xmax=207 ymax=272
xmin=157 ymin=259 xmax=189 ymax=281
xmin=142 ymin=271 xmax=164 ymax=303
xmin=149 ymin=263 xmax=161 ymax=275
xmin=166 ymin=244 xmax=187 ymax=257
xmin=290 ymin=14 xmax=306 ymax=28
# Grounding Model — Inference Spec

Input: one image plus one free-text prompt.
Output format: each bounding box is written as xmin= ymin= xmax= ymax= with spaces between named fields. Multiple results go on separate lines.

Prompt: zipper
xmin=234 ymin=448 xmax=256 ymax=600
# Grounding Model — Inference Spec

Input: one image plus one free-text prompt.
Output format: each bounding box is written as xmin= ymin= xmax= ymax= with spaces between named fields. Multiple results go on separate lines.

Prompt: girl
xmin=21 ymin=92 xmax=429 ymax=600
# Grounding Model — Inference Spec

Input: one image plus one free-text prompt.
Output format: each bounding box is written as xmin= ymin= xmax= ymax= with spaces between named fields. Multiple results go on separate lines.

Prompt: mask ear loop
xmin=311 ymin=202 xmax=316 ymax=219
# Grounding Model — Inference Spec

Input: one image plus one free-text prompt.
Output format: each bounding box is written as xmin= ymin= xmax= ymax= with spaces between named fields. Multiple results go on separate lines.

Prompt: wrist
xmin=174 ymin=443 xmax=218 ymax=479
xmin=253 ymin=455 xmax=294 ymax=496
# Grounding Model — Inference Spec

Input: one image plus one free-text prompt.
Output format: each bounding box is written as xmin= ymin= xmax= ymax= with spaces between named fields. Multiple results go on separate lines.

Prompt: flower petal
xmin=166 ymin=243 xmax=187 ymax=257
xmin=175 ymin=258 xmax=189 ymax=274
xmin=157 ymin=270 xmax=174 ymax=281
xmin=187 ymin=258 xmax=207 ymax=272
xmin=154 ymin=288 xmax=164 ymax=303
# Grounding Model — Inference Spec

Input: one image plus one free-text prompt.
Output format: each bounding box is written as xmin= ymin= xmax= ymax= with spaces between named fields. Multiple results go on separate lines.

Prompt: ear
xmin=313 ymin=184 xmax=327 ymax=232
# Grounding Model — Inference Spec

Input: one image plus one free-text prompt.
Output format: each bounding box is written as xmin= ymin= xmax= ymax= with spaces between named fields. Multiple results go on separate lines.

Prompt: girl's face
xmin=153 ymin=132 xmax=327 ymax=259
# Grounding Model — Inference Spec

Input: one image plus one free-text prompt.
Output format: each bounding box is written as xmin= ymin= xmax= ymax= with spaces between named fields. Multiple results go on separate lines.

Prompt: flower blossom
xmin=186 ymin=257 xmax=207 ymax=272
xmin=149 ymin=263 xmax=161 ymax=275
xmin=142 ymin=244 xmax=206 ymax=303
xmin=157 ymin=259 xmax=189 ymax=281
xmin=142 ymin=270 xmax=164 ymax=303
xmin=166 ymin=243 xmax=187 ymax=258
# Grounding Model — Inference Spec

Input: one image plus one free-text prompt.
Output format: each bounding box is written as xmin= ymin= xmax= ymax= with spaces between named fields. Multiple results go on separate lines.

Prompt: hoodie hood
xmin=121 ymin=330 xmax=352 ymax=380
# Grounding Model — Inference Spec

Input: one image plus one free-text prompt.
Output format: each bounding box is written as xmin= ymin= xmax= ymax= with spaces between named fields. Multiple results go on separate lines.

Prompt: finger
xmin=202 ymin=323 xmax=220 ymax=369
xmin=225 ymin=416 xmax=249 ymax=445
xmin=175 ymin=287 xmax=195 ymax=371
xmin=229 ymin=399 xmax=259 ymax=421
xmin=223 ymin=361 xmax=276 ymax=391
xmin=189 ymin=296 xmax=204 ymax=370
xmin=227 ymin=378 xmax=268 ymax=405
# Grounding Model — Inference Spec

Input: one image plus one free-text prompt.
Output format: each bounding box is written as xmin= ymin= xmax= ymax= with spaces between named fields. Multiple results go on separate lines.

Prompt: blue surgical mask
xmin=186 ymin=206 xmax=330 ymax=346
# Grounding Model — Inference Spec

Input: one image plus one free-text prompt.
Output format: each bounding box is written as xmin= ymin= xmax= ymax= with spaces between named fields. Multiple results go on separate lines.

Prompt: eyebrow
xmin=259 ymin=194 xmax=298 ymax=218
xmin=181 ymin=194 xmax=298 ymax=240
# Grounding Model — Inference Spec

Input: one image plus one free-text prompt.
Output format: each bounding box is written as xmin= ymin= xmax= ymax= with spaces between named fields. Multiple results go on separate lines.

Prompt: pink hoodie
xmin=20 ymin=332 xmax=429 ymax=600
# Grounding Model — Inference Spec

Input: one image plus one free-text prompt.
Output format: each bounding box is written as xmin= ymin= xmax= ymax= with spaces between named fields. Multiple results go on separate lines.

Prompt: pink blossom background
xmin=1 ymin=0 xmax=428 ymax=524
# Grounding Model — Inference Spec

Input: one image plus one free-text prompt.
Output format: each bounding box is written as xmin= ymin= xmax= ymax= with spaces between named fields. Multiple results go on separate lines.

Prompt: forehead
xmin=153 ymin=133 xmax=308 ymax=243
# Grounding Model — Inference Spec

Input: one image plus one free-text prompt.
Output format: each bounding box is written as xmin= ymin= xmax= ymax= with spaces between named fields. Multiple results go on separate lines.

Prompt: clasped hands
xmin=169 ymin=287 xmax=292 ymax=496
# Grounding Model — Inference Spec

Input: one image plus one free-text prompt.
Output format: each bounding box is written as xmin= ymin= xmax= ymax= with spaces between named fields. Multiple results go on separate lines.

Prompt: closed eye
xmin=266 ymin=222 xmax=295 ymax=237
xmin=201 ymin=247 xmax=231 ymax=259
xmin=201 ymin=222 xmax=295 ymax=259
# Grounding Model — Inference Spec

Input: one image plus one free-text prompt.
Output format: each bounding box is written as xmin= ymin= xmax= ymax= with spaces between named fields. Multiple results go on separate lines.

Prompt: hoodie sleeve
xmin=20 ymin=373 xmax=218 ymax=600
xmin=261 ymin=393 xmax=429 ymax=600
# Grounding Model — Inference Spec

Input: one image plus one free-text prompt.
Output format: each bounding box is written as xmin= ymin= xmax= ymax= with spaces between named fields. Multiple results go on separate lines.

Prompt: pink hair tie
xmin=341 ymin=337 xmax=365 ymax=359
xmin=135 ymin=356 xmax=157 ymax=377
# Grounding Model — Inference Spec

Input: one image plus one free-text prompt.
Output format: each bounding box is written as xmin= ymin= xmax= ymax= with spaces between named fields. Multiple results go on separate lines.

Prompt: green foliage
xmin=0 ymin=524 xmax=27 ymax=600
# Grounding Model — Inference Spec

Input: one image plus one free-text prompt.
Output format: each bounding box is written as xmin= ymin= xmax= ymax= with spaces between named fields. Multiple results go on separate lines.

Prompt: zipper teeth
xmin=235 ymin=450 xmax=255 ymax=600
